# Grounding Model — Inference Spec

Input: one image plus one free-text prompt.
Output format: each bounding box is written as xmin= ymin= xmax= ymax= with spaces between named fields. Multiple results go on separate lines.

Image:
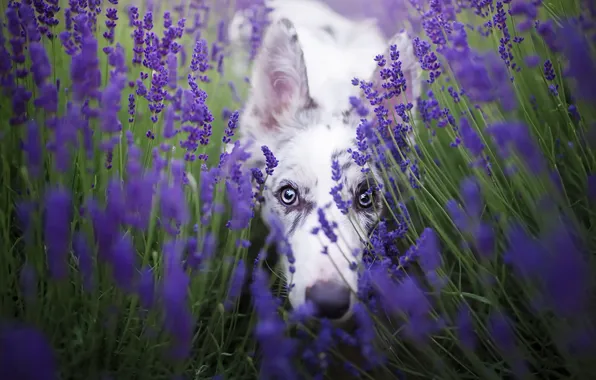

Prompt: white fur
xmin=230 ymin=1 xmax=422 ymax=320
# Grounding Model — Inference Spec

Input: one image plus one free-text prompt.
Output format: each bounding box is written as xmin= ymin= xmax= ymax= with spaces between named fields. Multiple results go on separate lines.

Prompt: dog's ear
xmin=245 ymin=18 xmax=313 ymax=132
xmin=353 ymin=30 xmax=422 ymax=119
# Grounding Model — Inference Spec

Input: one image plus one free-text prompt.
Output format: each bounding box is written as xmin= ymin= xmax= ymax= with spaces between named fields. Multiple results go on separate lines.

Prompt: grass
xmin=0 ymin=0 xmax=595 ymax=379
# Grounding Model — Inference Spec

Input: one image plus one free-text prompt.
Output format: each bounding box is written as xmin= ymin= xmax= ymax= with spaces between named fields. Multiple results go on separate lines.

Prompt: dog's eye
xmin=357 ymin=187 xmax=373 ymax=209
xmin=279 ymin=185 xmax=298 ymax=205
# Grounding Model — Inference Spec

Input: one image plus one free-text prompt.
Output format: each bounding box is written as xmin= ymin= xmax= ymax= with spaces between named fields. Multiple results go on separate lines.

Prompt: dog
xmin=229 ymin=0 xmax=422 ymax=323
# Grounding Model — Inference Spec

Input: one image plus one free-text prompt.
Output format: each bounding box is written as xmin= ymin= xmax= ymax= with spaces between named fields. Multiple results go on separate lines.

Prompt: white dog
xmin=230 ymin=0 xmax=422 ymax=322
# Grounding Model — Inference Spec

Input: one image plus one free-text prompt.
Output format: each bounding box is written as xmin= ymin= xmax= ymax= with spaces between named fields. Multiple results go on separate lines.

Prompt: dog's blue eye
xmin=280 ymin=186 xmax=298 ymax=205
xmin=358 ymin=189 xmax=373 ymax=208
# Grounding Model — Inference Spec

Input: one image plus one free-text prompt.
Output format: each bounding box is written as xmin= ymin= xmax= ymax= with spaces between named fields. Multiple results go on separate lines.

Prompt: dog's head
xmin=237 ymin=18 xmax=421 ymax=322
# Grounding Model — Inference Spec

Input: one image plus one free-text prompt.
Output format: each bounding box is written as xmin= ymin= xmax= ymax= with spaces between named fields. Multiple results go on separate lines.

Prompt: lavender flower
xmin=162 ymin=239 xmax=193 ymax=360
xmin=0 ymin=323 xmax=58 ymax=380
xmin=44 ymin=187 xmax=73 ymax=280
xmin=251 ymin=268 xmax=298 ymax=380
xmin=487 ymin=121 xmax=546 ymax=174
xmin=261 ymin=146 xmax=278 ymax=176
xmin=225 ymin=259 xmax=247 ymax=310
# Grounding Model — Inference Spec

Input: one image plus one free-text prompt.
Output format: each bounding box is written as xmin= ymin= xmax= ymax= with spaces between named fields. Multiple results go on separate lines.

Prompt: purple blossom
xmin=109 ymin=233 xmax=136 ymax=292
xmin=222 ymin=110 xmax=239 ymax=144
xmin=138 ymin=266 xmax=155 ymax=311
xmin=19 ymin=263 xmax=37 ymax=303
xmin=261 ymin=146 xmax=278 ymax=176
xmin=23 ymin=120 xmax=43 ymax=178
xmin=0 ymin=323 xmax=58 ymax=380
xmin=29 ymin=43 xmax=52 ymax=87
xmin=162 ymin=239 xmax=193 ymax=360
xmin=251 ymin=268 xmax=298 ymax=380
xmin=72 ymin=232 xmax=94 ymax=291
xmin=225 ymin=259 xmax=247 ymax=310
xmin=330 ymin=159 xmax=352 ymax=214
xmin=487 ymin=121 xmax=546 ymax=174
xmin=70 ymin=14 xmax=101 ymax=101
xmin=559 ymin=20 xmax=596 ymax=101
xmin=442 ymin=22 xmax=516 ymax=111
xmin=44 ymin=187 xmax=73 ymax=280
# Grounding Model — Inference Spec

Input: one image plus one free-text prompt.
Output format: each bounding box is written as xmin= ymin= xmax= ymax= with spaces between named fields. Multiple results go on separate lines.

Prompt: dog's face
xmin=237 ymin=18 xmax=420 ymax=321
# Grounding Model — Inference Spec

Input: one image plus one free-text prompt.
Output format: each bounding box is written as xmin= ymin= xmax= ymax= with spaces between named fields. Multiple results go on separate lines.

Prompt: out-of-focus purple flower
xmin=138 ymin=266 xmax=155 ymax=311
xmin=369 ymin=268 xmax=436 ymax=343
xmin=487 ymin=121 xmax=546 ymax=174
xmin=101 ymin=56 xmax=127 ymax=137
xmin=159 ymin=160 xmax=190 ymax=235
xmin=163 ymin=104 xmax=179 ymax=139
xmin=460 ymin=177 xmax=482 ymax=219
xmin=19 ymin=2 xmax=41 ymax=43
xmin=587 ymin=174 xmax=596 ymax=201
xmin=540 ymin=221 xmax=591 ymax=318
xmin=0 ymin=322 xmax=58 ymax=380
xmin=488 ymin=310 xmax=528 ymax=377
xmin=460 ymin=117 xmax=484 ymax=157
xmin=503 ymin=222 xmax=545 ymax=280
xmin=456 ymin=303 xmax=476 ymax=350
xmin=442 ymin=22 xmax=516 ymax=111
xmin=44 ymin=187 xmax=73 ymax=280
xmin=558 ymin=20 xmax=596 ymax=101
xmin=109 ymin=233 xmax=136 ymax=292
xmin=416 ymin=227 xmax=442 ymax=273
xmin=72 ymin=232 xmax=94 ymax=292
xmin=19 ymin=263 xmax=37 ymax=303
xmin=162 ymin=239 xmax=193 ymax=360
xmin=23 ymin=120 xmax=43 ymax=178
xmin=29 ymin=43 xmax=51 ymax=87
xmin=70 ymin=14 xmax=101 ymax=101
xmin=225 ymin=259 xmax=247 ymax=310
xmin=251 ymin=268 xmax=298 ymax=380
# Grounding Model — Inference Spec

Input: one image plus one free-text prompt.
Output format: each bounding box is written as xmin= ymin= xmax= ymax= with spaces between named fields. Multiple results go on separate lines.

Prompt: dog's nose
xmin=305 ymin=281 xmax=351 ymax=320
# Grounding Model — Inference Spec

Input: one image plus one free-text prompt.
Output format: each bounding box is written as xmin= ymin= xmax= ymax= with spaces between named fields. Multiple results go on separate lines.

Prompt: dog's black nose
xmin=305 ymin=281 xmax=351 ymax=320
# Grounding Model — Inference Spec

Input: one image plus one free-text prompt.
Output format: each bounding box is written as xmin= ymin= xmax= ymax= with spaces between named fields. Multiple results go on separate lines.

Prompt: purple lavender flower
xmin=543 ymin=59 xmax=556 ymax=81
xmin=44 ymin=187 xmax=73 ymax=280
xmin=330 ymin=159 xmax=352 ymax=214
xmin=222 ymin=110 xmax=239 ymax=144
xmin=23 ymin=120 xmax=43 ymax=178
xmin=70 ymin=14 xmax=101 ymax=101
xmin=559 ymin=20 xmax=596 ymax=101
xmin=0 ymin=322 xmax=58 ymax=380
xmin=460 ymin=117 xmax=484 ymax=157
xmin=313 ymin=207 xmax=338 ymax=243
xmin=72 ymin=231 xmax=94 ymax=292
xmin=159 ymin=160 xmax=190 ymax=235
xmin=487 ymin=121 xmax=546 ymax=174
xmin=416 ymin=227 xmax=442 ymax=274
xmin=251 ymin=268 xmax=298 ymax=380
xmin=488 ymin=310 xmax=529 ymax=377
xmin=29 ymin=43 xmax=52 ymax=87
xmin=225 ymin=259 xmax=247 ymax=310
xmin=138 ymin=266 xmax=155 ymax=311
xmin=442 ymin=22 xmax=516 ymax=111
xmin=109 ymin=233 xmax=136 ymax=292
xmin=19 ymin=263 xmax=37 ymax=303
xmin=261 ymin=146 xmax=278 ymax=176
xmin=456 ymin=303 xmax=476 ymax=350
xmin=162 ymin=239 xmax=193 ymax=360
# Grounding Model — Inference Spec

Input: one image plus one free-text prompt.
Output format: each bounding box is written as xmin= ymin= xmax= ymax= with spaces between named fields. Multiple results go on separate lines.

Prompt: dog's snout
xmin=305 ymin=281 xmax=351 ymax=320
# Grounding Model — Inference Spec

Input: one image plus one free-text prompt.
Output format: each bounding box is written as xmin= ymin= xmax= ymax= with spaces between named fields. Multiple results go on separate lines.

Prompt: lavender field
xmin=0 ymin=0 xmax=595 ymax=379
